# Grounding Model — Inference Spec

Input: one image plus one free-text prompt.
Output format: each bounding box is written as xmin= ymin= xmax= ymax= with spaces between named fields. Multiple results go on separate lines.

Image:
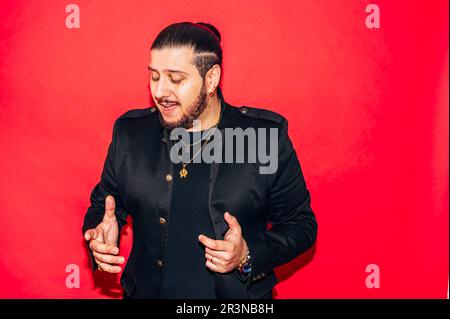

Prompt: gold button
xmin=157 ymin=260 xmax=164 ymax=267
xmin=159 ymin=217 xmax=166 ymax=224
xmin=165 ymin=174 xmax=172 ymax=182
xmin=150 ymin=106 xmax=157 ymax=112
xmin=240 ymin=107 xmax=248 ymax=114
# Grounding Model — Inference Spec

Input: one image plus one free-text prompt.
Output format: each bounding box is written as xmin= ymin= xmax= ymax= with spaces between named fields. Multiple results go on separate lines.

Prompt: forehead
xmin=149 ymin=46 xmax=197 ymax=74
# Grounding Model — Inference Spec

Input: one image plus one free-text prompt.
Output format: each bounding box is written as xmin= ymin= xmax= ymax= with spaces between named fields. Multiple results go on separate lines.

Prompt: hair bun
xmin=196 ymin=22 xmax=221 ymax=43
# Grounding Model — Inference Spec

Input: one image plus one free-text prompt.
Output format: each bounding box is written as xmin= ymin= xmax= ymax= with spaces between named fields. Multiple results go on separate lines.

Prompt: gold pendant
xmin=180 ymin=165 xmax=188 ymax=178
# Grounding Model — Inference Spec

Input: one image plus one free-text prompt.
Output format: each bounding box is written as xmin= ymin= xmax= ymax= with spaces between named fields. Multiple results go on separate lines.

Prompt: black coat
xmin=82 ymin=92 xmax=318 ymax=299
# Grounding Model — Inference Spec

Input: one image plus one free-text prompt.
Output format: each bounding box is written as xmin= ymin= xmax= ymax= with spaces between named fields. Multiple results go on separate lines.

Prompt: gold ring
xmin=98 ymin=262 xmax=103 ymax=271
xmin=210 ymin=256 xmax=214 ymax=263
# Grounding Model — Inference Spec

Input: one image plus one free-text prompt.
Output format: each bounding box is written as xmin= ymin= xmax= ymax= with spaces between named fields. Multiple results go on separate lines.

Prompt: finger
xmin=198 ymin=235 xmax=233 ymax=251
xmin=104 ymin=195 xmax=116 ymax=219
xmin=96 ymin=261 xmax=122 ymax=274
xmin=205 ymin=260 xmax=222 ymax=273
xmin=93 ymin=251 xmax=125 ymax=265
xmin=84 ymin=229 xmax=97 ymax=241
xmin=90 ymin=241 xmax=119 ymax=255
xmin=205 ymin=247 xmax=233 ymax=262
xmin=224 ymin=212 xmax=241 ymax=232
xmin=94 ymin=258 xmax=106 ymax=272
xmin=205 ymin=252 xmax=227 ymax=266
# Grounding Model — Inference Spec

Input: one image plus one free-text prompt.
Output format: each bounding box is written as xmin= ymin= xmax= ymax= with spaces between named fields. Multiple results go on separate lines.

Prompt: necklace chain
xmin=179 ymin=127 xmax=217 ymax=164
xmin=178 ymin=124 xmax=218 ymax=147
xmin=177 ymin=109 xmax=221 ymax=178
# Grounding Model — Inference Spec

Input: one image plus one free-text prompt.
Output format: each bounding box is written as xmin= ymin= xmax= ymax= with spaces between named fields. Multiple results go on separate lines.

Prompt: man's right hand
xmin=84 ymin=195 xmax=125 ymax=273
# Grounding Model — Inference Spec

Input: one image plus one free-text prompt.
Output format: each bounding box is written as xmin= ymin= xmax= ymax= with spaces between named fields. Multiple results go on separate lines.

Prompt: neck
xmin=186 ymin=94 xmax=221 ymax=132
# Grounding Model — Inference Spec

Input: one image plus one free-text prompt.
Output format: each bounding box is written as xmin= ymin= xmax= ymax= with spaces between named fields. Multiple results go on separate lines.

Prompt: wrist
xmin=239 ymin=243 xmax=248 ymax=261
xmin=236 ymin=246 xmax=252 ymax=274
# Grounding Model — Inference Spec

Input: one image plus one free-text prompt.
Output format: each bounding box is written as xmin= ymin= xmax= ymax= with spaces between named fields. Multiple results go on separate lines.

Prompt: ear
xmin=205 ymin=64 xmax=221 ymax=95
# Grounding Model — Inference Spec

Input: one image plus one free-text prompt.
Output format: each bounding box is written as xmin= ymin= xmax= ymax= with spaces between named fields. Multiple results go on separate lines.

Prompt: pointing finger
xmin=198 ymin=234 xmax=233 ymax=251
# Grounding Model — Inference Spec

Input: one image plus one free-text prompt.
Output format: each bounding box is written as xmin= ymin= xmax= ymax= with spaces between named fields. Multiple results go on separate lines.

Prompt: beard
xmin=157 ymin=81 xmax=208 ymax=131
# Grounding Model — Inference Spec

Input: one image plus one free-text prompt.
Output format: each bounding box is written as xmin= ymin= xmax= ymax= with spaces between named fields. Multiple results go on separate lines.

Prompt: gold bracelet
xmin=237 ymin=248 xmax=250 ymax=269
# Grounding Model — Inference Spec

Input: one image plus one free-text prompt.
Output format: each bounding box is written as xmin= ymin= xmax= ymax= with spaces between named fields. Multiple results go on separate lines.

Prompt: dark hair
xmin=151 ymin=22 xmax=222 ymax=82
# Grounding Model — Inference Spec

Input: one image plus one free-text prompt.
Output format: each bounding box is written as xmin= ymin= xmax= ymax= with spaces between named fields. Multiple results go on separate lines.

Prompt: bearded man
xmin=82 ymin=21 xmax=318 ymax=299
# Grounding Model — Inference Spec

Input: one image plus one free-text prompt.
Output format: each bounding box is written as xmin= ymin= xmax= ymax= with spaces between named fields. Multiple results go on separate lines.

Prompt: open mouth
xmin=159 ymin=102 xmax=179 ymax=114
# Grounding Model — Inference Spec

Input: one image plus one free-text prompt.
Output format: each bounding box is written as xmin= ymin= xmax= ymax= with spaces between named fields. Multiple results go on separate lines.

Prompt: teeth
xmin=161 ymin=103 xmax=177 ymax=108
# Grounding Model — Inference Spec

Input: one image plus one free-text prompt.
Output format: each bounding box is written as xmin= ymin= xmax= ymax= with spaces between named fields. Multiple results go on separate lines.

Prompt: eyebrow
xmin=148 ymin=66 xmax=189 ymax=75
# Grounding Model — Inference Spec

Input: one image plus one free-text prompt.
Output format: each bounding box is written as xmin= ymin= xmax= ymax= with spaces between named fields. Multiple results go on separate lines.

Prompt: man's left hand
xmin=198 ymin=212 xmax=248 ymax=273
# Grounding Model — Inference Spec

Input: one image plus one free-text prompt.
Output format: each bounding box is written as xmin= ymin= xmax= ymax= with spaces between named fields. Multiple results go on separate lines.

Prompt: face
xmin=149 ymin=46 xmax=208 ymax=130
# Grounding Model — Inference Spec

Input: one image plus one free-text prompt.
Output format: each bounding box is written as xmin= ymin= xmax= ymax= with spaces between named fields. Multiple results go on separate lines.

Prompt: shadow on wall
xmin=273 ymin=242 xmax=318 ymax=298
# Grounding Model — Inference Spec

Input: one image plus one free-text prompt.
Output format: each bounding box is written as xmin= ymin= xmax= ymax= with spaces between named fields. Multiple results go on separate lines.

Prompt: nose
xmin=153 ymin=78 xmax=171 ymax=101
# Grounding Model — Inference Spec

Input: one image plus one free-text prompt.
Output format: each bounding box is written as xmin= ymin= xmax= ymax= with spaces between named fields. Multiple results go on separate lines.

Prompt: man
xmin=82 ymin=21 xmax=317 ymax=299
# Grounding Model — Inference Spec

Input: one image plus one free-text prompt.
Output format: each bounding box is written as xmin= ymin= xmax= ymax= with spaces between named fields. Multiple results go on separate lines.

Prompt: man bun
xmin=196 ymin=22 xmax=221 ymax=43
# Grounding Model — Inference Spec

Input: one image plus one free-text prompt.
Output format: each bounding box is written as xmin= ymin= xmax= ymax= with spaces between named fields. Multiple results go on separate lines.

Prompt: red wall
xmin=0 ymin=0 xmax=448 ymax=298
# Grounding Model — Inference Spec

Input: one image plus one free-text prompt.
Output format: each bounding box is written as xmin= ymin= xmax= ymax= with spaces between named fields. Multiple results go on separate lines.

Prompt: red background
xmin=0 ymin=0 xmax=448 ymax=298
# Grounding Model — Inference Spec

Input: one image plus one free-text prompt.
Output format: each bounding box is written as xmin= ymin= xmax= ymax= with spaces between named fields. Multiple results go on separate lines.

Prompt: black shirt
xmin=161 ymin=129 xmax=217 ymax=299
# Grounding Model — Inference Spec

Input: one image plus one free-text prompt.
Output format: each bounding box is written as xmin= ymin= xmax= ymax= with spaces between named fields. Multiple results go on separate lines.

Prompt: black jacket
xmin=82 ymin=93 xmax=318 ymax=299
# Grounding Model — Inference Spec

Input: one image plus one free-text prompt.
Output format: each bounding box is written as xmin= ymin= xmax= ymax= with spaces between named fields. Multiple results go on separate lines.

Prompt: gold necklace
xmin=179 ymin=126 xmax=217 ymax=178
xmin=178 ymin=125 xmax=218 ymax=147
